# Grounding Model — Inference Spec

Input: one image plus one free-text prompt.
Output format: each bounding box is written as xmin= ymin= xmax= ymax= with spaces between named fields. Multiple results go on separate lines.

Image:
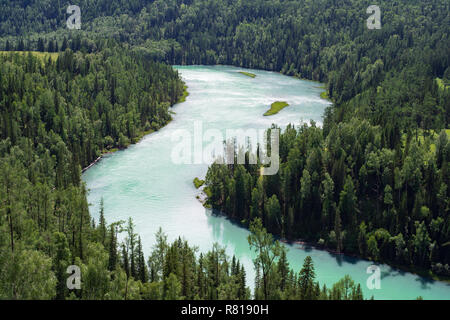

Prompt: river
xmin=82 ymin=65 xmax=450 ymax=300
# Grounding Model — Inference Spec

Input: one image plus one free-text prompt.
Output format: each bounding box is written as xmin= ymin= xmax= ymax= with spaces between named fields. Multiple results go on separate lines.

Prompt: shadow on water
xmin=322 ymin=249 xmax=359 ymax=267
xmin=206 ymin=208 xmax=252 ymax=252
xmin=205 ymin=207 xmax=450 ymax=295
xmin=207 ymin=208 xmax=251 ymax=228
xmin=302 ymin=245 xmax=313 ymax=253
xmin=371 ymin=262 xmax=449 ymax=291
xmin=414 ymin=274 xmax=435 ymax=290
xmin=207 ymin=208 xmax=364 ymax=268
xmin=379 ymin=263 xmax=450 ymax=291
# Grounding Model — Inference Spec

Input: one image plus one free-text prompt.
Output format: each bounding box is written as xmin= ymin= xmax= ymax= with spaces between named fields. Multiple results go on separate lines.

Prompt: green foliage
xmin=248 ymin=218 xmax=283 ymax=299
xmin=298 ymin=256 xmax=316 ymax=300
xmin=193 ymin=178 xmax=205 ymax=189
xmin=0 ymin=249 xmax=57 ymax=299
xmin=79 ymin=243 xmax=110 ymax=300
xmin=329 ymin=275 xmax=364 ymax=300
xmin=206 ymin=123 xmax=450 ymax=273
xmin=0 ymin=0 xmax=448 ymax=298
xmin=3 ymin=0 xmax=448 ymax=132
xmin=247 ymin=219 xmax=363 ymax=300
xmin=239 ymin=71 xmax=256 ymax=78
xmin=164 ymin=273 xmax=182 ymax=300
xmin=0 ymin=43 xmax=184 ymax=300
xmin=178 ymin=85 xmax=189 ymax=103
xmin=264 ymin=101 xmax=290 ymax=116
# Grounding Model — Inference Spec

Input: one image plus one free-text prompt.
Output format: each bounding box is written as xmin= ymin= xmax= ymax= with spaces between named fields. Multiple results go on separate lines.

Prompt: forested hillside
xmin=0 ymin=45 xmax=184 ymax=164
xmin=0 ymin=46 xmax=186 ymax=299
xmin=0 ymin=36 xmax=362 ymax=302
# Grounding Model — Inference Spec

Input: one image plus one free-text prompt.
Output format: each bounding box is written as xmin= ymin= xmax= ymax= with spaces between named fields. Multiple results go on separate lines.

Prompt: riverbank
xmin=280 ymin=238 xmax=450 ymax=284
xmin=82 ymin=83 xmax=189 ymax=172
xmin=83 ymin=65 xmax=450 ymax=299
xmin=179 ymin=85 xmax=190 ymax=102
xmin=319 ymin=86 xmax=330 ymax=100
xmin=196 ymin=172 xmax=450 ymax=285
xmin=261 ymin=68 xmax=331 ymax=102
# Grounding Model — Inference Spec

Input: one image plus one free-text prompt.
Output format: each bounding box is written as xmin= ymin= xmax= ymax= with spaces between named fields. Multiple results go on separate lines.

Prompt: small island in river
xmin=264 ymin=101 xmax=290 ymax=116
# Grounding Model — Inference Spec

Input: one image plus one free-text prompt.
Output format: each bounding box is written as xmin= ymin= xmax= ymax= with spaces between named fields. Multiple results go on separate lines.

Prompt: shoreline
xmin=85 ymin=65 xmax=448 ymax=286
xmin=175 ymin=64 xmax=330 ymax=102
xmin=82 ymin=82 xmax=189 ymax=173
xmin=196 ymin=188 xmax=450 ymax=285
xmin=82 ymin=155 xmax=106 ymax=173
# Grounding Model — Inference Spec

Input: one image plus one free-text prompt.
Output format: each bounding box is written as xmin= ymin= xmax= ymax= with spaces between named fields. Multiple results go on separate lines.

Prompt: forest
xmin=0 ymin=0 xmax=448 ymax=299
xmin=0 ymin=44 xmax=363 ymax=300
xmin=1 ymin=0 xmax=448 ymax=133
xmin=205 ymin=122 xmax=450 ymax=277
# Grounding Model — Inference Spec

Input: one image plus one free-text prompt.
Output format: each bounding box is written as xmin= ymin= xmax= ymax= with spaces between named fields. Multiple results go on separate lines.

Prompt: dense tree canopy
xmin=1 ymin=0 xmax=449 ymax=130
xmin=0 ymin=0 xmax=448 ymax=299
xmin=205 ymin=122 xmax=450 ymax=276
xmin=0 ymin=45 xmax=185 ymax=299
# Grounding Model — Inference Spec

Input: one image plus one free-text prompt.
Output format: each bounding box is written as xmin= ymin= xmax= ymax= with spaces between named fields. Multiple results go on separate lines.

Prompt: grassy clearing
xmin=193 ymin=177 xmax=205 ymax=189
xmin=239 ymin=71 xmax=256 ymax=78
xmin=317 ymin=84 xmax=330 ymax=100
xmin=401 ymin=129 xmax=450 ymax=154
xmin=264 ymin=101 xmax=290 ymax=116
xmin=436 ymin=78 xmax=449 ymax=90
xmin=320 ymin=90 xmax=330 ymax=100
xmin=132 ymin=129 xmax=155 ymax=144
xmin=178 ymin=84 xmax=189 ymax=103
xmin=0 ymin=51 xmax=59 ymax=62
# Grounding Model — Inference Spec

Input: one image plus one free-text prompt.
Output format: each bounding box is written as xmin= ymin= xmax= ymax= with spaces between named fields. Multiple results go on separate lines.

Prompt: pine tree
xmin=339 ymin=176 xmax=358 ymax=252
xmin=248 ymin=218 xmax=282 ymax=300
xmin=126 ymin=218 xmax=136 ymax=278
xmin=197 ymin=253 xmax=206 ymax=299
xmin=121 ymin=244 xmax=130 ymax=278
xmin=61 ymin=37 xmax=68 ymax=51
xmin=37 ymin=38 xmax=45 ymax=52
xmin=137 ymin=237 xmax=148 ymax=283
xmin=17 ymin=39 xmax=24 ymax=51
xmin=54 ymin=232 xmax=71 ymax=300
xmin=238 ymin=265 xmax=247 ymax=299
xmin=334 ymin=209 xmax=343 ymax=253
xmin=164 ymin=273 xmax=182 ymax=300
xmin=277 ymin=248 xmax=289 ymax=291
xmin=108 ymin=225 xmax=117 ymax=272
xmin=99 ymin=198 xmax=107 ymax=245
xmin=298 ymin=256 xmax=316 ymax=300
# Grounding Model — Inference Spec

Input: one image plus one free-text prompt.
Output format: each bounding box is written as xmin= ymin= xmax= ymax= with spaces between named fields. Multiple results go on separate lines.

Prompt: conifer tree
xmin=99 ymin=198 xmax=107 ymax=245
xmin=298 ymin=256 xmax=316 ymax=300
xmin=108 ymin=225 xmax=117 ymax=272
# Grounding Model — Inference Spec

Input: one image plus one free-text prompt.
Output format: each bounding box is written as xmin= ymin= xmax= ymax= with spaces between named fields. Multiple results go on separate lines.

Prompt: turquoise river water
xmin=83 ymin=65 xmax=450 ymax=300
